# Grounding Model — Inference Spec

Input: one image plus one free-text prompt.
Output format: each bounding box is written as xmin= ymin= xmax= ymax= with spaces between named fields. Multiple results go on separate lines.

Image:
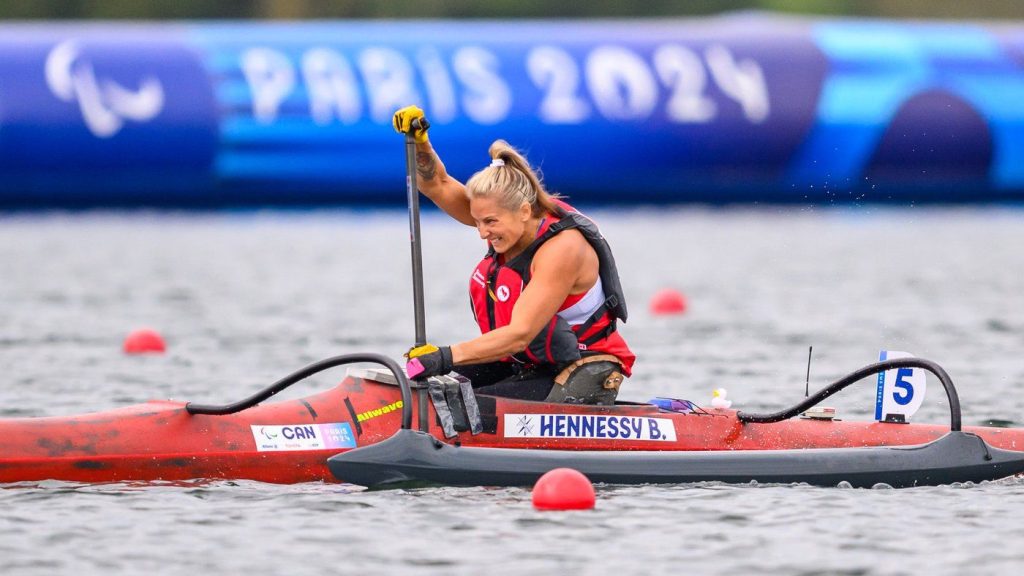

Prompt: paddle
xmin=405 ymin=119 xmax=428 ymax=347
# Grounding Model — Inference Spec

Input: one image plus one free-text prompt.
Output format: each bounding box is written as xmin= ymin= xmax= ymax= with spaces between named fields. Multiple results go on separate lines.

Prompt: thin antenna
xmin=805 ymin=346 xmax=813 ymax=397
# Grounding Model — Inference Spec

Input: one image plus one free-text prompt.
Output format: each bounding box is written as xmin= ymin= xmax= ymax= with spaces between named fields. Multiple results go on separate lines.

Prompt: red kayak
xmin=2 ymin=353 xmax=1024 ymax=487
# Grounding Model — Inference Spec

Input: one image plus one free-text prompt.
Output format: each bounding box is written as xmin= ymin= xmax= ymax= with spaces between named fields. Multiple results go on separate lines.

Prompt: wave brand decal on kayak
xmin=503 ymin=414 xmax=677 ymax=441
xmin=356 ymin=400 xmax=404 ymax=423
xmin=251 ymin=423 xmax=357 ymax=452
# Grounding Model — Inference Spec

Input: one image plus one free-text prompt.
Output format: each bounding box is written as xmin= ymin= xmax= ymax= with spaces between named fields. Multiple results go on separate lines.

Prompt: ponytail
xmin=465 ymin=140 xmax=562 ymax=217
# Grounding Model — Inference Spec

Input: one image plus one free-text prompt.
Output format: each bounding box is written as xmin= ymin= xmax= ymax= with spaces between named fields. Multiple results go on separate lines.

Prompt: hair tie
xmin=490 ymin=158 xmax=505 ymax=167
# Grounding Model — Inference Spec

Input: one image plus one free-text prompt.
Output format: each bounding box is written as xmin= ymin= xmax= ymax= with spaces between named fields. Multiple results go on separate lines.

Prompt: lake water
xmin=3 ymin=206 xmax=1024 ymax=575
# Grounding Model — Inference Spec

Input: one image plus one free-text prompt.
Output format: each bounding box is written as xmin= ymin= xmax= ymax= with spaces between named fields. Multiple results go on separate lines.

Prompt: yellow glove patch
xmin=406 ymin=343 xmax=440 ymax=359
xmin=392 ymin=105 xmax=430 ymax=143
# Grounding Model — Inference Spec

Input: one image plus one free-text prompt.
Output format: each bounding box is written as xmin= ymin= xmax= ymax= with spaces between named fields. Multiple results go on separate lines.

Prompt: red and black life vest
xmin=468 ymin=202 xmax=635 ymax=376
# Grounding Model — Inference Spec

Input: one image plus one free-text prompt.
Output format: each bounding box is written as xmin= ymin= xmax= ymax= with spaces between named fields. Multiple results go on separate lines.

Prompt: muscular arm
xmin=415 ymin=141 xmax=475 ymax=226
xmin=450 ymin=232 xmax=588 ymax=364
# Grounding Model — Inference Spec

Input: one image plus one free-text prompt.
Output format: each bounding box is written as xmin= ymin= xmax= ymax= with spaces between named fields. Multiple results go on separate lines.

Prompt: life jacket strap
xmin=573 ymin=294 xmax=621 ymax=346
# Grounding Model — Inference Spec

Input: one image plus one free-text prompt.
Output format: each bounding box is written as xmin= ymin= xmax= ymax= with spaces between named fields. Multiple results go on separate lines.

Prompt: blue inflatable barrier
xmin=1 ymin=16 xmax=1023 ymax=206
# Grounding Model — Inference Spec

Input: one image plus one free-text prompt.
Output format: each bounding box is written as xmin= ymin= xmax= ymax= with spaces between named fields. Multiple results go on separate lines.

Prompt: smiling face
xmin=470 ymin=195 xmax=533 ymax=256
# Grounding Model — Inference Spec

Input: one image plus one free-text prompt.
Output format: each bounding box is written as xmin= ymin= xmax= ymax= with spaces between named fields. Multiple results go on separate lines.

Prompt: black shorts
xmin=455 ymin=360 xmax=621 ymax=405
xmin=455 ymin=362 xmax=557 ymax=401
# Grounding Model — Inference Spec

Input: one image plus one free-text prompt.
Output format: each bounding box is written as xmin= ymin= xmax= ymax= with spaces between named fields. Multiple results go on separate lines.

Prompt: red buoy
xmin=532 ymin=468 xmax=595 ymax=511
xmin=123 ymin=328 xmax=166 ymax=354
xmin=649 ymin=288 xmax=688 ymax=316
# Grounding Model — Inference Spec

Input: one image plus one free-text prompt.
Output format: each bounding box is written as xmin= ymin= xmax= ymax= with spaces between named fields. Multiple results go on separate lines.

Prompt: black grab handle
xmin=186 ymin=353 xmax=412 ymax=428
xmin=737 ymin=358 xmax=962 ymax=431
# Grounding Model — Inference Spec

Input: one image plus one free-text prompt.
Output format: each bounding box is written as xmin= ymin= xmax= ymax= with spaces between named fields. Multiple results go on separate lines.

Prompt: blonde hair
xmin=465 ymin=140 xmax=561 ymax=217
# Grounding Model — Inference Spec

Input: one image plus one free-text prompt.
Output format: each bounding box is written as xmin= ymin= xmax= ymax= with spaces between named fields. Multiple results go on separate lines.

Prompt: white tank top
xmin=557 ymin=277 xmax=605 ymax=326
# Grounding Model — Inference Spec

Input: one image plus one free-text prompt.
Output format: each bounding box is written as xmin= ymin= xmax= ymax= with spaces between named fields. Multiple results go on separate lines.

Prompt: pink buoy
xmin=649 ymin=288 xmax=688 ymax=316
xmin=532 ymin=468 xmax=595 ymax=511
xmin=123 ymin=328 xmax=166 ymax=354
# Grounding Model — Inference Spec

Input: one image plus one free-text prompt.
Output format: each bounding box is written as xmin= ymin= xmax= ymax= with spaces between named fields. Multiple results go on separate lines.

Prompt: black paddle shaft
xmin=405 ymin=118 xmax=428 ymax=347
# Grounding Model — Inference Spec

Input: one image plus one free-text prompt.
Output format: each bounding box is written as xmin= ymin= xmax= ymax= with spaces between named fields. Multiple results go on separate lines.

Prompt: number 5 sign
xmin=875 ymin=350 xmax=927 ymax=423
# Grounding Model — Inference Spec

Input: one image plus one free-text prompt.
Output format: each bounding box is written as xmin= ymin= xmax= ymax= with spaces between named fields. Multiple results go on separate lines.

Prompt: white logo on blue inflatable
xmin=45 ymin=40 xmax=165 ymax=138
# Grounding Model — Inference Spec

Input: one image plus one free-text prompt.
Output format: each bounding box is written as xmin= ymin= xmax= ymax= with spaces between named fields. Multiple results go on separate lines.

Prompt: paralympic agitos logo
xmin=44 ymin=40 xmax=165 ymax=138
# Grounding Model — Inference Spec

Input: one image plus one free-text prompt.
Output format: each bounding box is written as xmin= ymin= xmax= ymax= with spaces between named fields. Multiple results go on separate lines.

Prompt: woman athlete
xmin=394 ymin=106 xmax=635 ymax=404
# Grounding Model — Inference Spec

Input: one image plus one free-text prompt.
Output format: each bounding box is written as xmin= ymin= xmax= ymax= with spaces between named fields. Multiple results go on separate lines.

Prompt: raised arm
xmin=393 ymin=106 xmax=475 ymax=227
xmin=413 ymin=140 xmax=475 ymax=226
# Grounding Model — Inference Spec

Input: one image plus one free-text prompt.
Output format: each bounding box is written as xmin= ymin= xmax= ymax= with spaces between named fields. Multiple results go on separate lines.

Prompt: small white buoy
xmin=803 ymin=406 xmax=837 ymax=420
xmin=711 ymin=388 xmax=732 ymax=409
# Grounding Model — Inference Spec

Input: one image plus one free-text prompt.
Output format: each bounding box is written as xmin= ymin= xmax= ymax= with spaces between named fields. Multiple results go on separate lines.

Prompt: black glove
xmin=405 ymin=343 xmax=454 ymax=379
